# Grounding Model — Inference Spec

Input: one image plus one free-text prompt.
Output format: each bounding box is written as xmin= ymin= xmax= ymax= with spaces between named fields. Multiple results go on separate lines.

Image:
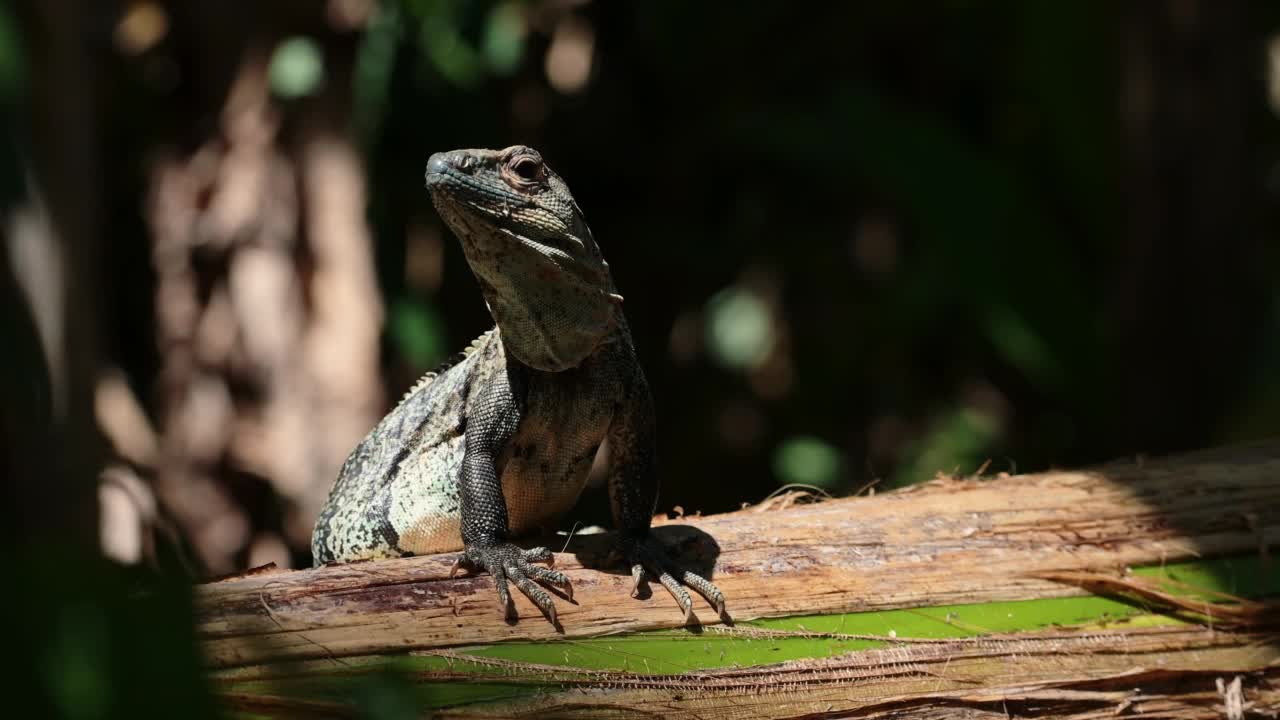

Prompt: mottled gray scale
xmin=311 ymin=337 xmax=482 ymax=563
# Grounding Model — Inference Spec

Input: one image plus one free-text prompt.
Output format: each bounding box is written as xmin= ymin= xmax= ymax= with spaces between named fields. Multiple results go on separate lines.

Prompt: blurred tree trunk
xmin=3 ymin=0 xmax=105 ymax=554
xmin=145 ymin=2 xmax=382 ymax=574
xmin=1112 ymin=1 xmax=1264 ymax=455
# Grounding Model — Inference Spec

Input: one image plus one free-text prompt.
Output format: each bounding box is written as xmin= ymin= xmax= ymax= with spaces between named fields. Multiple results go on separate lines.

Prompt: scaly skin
xmin=312 ymin=146 xmax=725 ymax=625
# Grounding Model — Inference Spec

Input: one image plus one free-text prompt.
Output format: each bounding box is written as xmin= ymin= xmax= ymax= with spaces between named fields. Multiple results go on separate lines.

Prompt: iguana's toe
xmin=461 ymin=542 xmax=571 ymax=625
xmin=620 ymin=533 xmax=726 ymax=622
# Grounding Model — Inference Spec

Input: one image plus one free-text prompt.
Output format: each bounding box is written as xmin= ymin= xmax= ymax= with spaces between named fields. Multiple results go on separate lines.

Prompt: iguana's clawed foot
xmin=454 ymin=543 xmax=573 ymax=625
xmin=617 ymin=533 xmax=726 ymax=624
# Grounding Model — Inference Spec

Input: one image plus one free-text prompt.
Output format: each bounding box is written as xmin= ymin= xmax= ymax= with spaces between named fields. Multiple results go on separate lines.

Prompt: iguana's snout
xmin=423 ymin=146 xmax=541 ymax=198
xmin=424 ymin=150 xmax=477 ymax=182
xmin=424 ymin=151 xmax=448 ymax=178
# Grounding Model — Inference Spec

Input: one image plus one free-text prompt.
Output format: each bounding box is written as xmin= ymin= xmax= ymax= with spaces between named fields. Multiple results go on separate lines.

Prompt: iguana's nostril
xmin=426 ymin=152 xmax=478 ymax=187
xmin=425 ymin=152 xmax=450 ymax=179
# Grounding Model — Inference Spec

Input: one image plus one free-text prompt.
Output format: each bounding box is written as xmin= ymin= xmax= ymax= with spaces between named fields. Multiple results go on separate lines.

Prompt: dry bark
xmin=196 ymin=442 xmax=1279 ymax=665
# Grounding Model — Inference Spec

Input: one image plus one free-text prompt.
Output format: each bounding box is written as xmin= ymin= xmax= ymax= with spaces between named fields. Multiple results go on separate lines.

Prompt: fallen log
xmin=197 ymin=441 xmax=1280 ymax=717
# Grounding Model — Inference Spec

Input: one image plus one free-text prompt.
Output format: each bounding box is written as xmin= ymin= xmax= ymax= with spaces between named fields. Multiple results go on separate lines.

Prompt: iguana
xmin=311 ymin=145 xmax=725 ymax=625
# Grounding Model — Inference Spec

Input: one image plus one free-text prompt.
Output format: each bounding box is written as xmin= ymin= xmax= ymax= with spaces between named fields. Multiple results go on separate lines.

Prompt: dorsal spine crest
xmin=395 ymin=328 xmax=496 ymax=407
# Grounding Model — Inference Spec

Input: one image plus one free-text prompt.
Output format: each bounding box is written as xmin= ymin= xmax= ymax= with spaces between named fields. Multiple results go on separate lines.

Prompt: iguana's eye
xmin=511 ymin=156 xmax=542 ymax=181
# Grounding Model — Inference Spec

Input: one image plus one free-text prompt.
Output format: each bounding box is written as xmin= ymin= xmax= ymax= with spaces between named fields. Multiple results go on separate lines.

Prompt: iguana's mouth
xmin=427 ymin=168 xmax=531 ymax=226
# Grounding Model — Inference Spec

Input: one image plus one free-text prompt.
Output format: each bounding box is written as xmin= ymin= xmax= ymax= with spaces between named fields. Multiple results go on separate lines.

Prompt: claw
xmin=618 ymin=533 xmax=727 ymax=622
xmin=464 ymin=542 xmax=570 ymax=625
xmin=498 ymin=584 xmax=516 ymax=621
xmin=676 ymin=569 xmax=727 ymax=616
xmin=653 ymin=568 xmax=694 ymax=620
xmin=629 ymin=563 xmax=644 ymax=598
xmin=449 ymin=557 xmax=465 ymax=578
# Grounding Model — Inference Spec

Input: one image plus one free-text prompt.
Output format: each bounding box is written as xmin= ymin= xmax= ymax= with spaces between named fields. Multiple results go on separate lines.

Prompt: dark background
xmin=2 ymin=1 xmax=1278 ymax=715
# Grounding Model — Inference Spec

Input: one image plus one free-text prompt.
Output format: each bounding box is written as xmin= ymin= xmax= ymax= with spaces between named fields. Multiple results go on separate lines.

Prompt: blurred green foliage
xmin=269 ymin=37 xmax=325 ymax=99
xmin=705 ymin=287 xmax=773 ymax=371
xmin=5 ymin=552 xmax=218 ymax=719
xmin=0 ymin=6 xmax=23 ymax=100
xmin=388 ymin=296 xmax=447 ymax=368
xmin=772 ymin=435 xmax=843 ymax=489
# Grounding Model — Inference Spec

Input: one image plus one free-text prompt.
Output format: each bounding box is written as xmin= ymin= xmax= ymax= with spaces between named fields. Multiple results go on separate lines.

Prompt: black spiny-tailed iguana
xmin=312 ymin=145 xmax=725 ymax=625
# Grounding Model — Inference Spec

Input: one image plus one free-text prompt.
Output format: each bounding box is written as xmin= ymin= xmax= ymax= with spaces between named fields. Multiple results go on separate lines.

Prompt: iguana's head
xmin=425 ymin=145 xmax=620 ymax=372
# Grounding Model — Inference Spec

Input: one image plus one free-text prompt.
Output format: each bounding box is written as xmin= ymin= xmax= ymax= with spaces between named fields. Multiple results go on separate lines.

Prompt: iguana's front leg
xmin=608 ymin=363 xmax=726 ymax=622
xmin=451 ymin=366 xmax=573 ymax=624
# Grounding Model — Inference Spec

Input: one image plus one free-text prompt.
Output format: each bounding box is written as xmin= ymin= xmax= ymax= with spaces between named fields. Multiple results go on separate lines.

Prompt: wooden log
xmin=194 ymin=441 xmax=1280 ymax=669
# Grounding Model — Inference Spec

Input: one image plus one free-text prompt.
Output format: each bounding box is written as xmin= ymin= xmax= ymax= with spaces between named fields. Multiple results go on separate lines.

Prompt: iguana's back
xmin=311 ymin=332 xmax=488 ymax=563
